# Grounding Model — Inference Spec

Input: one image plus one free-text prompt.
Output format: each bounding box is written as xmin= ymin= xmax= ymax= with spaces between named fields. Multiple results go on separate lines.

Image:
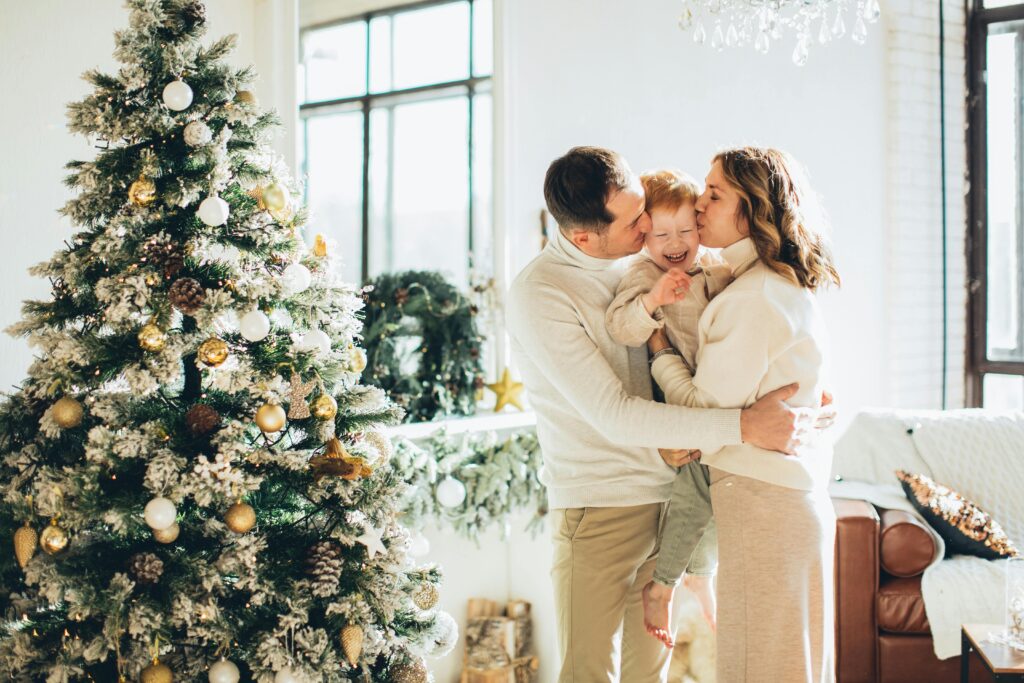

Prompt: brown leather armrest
xmin=833 ymin=497 xmax=880 ymax=683
xmin=879 ymin=509 xmax=937 ymax=578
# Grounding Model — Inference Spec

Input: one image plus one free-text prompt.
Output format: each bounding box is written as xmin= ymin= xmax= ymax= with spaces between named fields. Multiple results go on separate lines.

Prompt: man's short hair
xmin=543 ymin=146 xmax=632 ymax=234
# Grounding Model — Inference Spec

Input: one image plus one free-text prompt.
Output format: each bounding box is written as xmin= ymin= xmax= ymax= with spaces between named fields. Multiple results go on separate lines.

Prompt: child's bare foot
xmin=641 ymin=580 xmax=675 ymax=648
xmin=683 ymin=573 xmax=717 ymax=630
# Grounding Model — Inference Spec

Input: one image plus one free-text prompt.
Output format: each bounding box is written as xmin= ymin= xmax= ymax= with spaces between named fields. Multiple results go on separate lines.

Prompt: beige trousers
xmin=710 ymin=469 xmax=836 ymax=683
xmin=551 ymin=502 xmax=671 ymax=683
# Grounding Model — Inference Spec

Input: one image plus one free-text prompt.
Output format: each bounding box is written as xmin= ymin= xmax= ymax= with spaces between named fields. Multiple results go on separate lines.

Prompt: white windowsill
xmin=381 ymin=409 xmax=537 ymax=441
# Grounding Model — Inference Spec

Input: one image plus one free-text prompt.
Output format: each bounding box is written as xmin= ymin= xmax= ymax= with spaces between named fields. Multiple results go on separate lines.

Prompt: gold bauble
xmin=261 ymin=182 xmax=288 ymax=213
xmin=310 ymin=394 xmax=338 ymax=420
xmin=52 ymin=396 xmax=84 ymax=429
xmin=255 ymin=403 xmax=287 ymax=433
xmin=138 ymin=324 xmax=167 ymax=352
xmin=129 ymin=176 xmax=157 ymax=207
xmin=198 ymin=338 xmax=229 ymax=367
xmin=412 ymin=583 xmax=439 ymax=611
xmin=234 ymin=90 xmax=257 ymax=105
xmin=40 ymin=520 xmax=69 ymax=555
xmin=391 ymin=658 xmax=428 ymax=683
xmin=140 ymin=661 xmax=173 ymax=683
xmin=153 ymin=522 xmax=180 ymax=544
xmin=348 ymin=347 xmax=367 ymax=374
xmin=14 ymin=523 xmax=38 ymax=569
xmin=340 ymin=624 xmax=364 ymax=667
xmin=225 ymin=502 xmax=256 ymax=534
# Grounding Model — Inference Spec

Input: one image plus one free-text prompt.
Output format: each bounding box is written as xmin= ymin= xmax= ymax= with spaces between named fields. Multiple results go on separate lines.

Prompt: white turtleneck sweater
xmin=651 ymin=237 xmax=832 ymax=491
xmin=506 ymin=230 xmax=742 ymax=509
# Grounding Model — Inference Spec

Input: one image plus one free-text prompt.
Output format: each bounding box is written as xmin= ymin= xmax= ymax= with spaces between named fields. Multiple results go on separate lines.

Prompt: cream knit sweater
xmin=506 ymin=230 xmax=742 ymax=509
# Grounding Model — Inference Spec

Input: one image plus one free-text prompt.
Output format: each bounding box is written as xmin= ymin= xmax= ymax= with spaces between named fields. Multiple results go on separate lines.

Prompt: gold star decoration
xmin=486 ymin=368 xmax=525 ymax=412
xmin=287 ymin=372 xmax=317 ymax=419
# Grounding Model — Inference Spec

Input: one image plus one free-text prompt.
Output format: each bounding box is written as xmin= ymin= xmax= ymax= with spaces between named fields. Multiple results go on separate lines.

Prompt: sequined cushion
xmin=896 ymin=469 xmax=1019 ymax=560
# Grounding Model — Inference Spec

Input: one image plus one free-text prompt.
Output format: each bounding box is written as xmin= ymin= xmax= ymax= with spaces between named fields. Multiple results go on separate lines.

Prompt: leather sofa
xmin=833 ymin=497 xmax=993 ymax=683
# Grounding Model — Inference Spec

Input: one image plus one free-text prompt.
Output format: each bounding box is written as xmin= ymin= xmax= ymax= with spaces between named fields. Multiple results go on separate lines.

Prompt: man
xmin=506 ymin=146 xmax=813 ymax=682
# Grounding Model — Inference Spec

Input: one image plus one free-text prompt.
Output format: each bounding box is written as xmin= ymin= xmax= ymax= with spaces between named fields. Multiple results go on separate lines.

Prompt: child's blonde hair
xmin=640 ymin=169 xmax=701 ymax=213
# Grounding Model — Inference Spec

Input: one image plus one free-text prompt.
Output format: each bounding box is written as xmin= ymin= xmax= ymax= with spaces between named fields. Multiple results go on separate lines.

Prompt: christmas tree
xmin=0 ymin=1 xmax=456 ymax=680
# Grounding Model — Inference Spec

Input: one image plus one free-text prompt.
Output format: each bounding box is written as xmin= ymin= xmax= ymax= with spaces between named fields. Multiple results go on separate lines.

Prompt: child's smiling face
xmin=645 ymin=202 xmax=701 ymax=273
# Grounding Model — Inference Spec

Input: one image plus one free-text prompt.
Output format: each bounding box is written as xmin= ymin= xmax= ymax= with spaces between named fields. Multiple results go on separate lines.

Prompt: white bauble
xmin=208 ymin=660 xmax=240 ymax=683
xmin=144 ymin=497 xmax=177 ymax=530
xmin=239 ymin=310 xmax=271 ymax=342
xmin=184 ymin=120 xmax=213 ymax=147
xmin=274 ymin=668 xmax=299 ymax=683
xmin=280 ymin=263 xmax=312 ymax=295
xmin=302 ymin=329 xmax=331 ymax=355
xmin=408 ymin=533 xmax=430 ymax=557
xmin=436 ymin=477 xmax=467 ymax=508
xmin=198 ymin=196 xmax=230 ymax=227
xmin=162 ymin=79 xmax=194 ymax=111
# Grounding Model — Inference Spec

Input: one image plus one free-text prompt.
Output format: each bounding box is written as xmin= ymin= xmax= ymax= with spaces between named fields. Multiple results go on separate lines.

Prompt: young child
xmin=605 ymin=169 xmax=732 ymax=648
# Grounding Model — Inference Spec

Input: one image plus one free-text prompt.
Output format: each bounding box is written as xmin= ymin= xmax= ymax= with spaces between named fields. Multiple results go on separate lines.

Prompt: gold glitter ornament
xmin=153 ymin=522 xmax=180 ymax=544
xmin=255 ymin=403 xmax=286 ymax=433
xmin=14 ymin=522 xmax=38 ymax=569
xmin=138 ymin=324 xmax=167 ymax=352
xmin=198 ymin=338 xmax=229 ymax=367
xmin=390 ymin=658 xmax=428 ymax=683
xmin=340 ymin=624 xmax=363 ymax=667
xmin=312 ymin=233 xmax=328 ymax=258
xmin=40 ymin=519 xmax=69 ymax=555
xmin=310 ymin=394 xmax=337 ymax=420
xmin=129 ymin=176 xmax=157 ymax=206
xmin=140 ymin=660 xmax=173 ymax=683
xmin=224 ymin=501 xmax=256 ymax=534
xmin=411 ymin=583 xmax=439 ymax=611
xmin=52 ymin=396 xmax=83 ymax=429
xmin=287 ymin=373 xmax=316 ymax=420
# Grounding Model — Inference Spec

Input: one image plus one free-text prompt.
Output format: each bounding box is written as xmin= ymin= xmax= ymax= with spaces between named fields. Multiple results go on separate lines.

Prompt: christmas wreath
xmin=362 ymin=271 xmax=485 ymax=423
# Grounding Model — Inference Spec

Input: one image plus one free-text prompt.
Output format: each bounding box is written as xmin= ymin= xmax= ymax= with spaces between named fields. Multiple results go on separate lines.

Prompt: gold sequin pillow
xmin=896 ymin=470 xmax=1019 ymax=560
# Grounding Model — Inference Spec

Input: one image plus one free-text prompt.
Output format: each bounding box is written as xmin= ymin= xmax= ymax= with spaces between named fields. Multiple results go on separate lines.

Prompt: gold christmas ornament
xmin=14 ymin=522 xmax=38 ymax=569
xmin=234 ymin=90 xmax=257 ymax=105
xmin=52 ymin=396 xmax=84 ymax=429
xmin=486 ymin=368 xmax=525 ymax=413
xmin=340 ymin=624 xmax=364 ymax=667
xmin=40 ymin=519 xmax=69 ymax=555
xmin=310 ymin=394 xmax=338 ymax=421
xmin=198 ymin=337 xmax=229 ymax=367
xmin=153 ymin=522 xmax=180 ymax=544
xmin=287 ymin=373 xmax=316 ymax=420
xmin=411 ymin=583 xmax=439 ymax=611
xmin=312 ymin=233 xmax=328 ymax=258
xmin=390 ymin=658 xmax=428 ymax=683
xmin=249 ymin=182 xmax=292 ymax=222
xmin=225 ymin=501 xmax=256 ymax=534
xmin=138 ymin=323 xmax=167 ymax=352
xmin=347 ymin=347 xmax=367 ymax=374
xmin=140 ymin=660 xmax=173 ymax=683
xmin=309 ymin=438 xmax=372 ymax=481
xmin=255 ymin=403 xmax=287 ymax=433
xmin=129 ymin=176 xmax=157 ymax=207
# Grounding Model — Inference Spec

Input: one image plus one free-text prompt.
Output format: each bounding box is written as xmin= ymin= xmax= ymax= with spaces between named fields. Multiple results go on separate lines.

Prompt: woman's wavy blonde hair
xmin=714 ymin=147 xmax=841 ymax=291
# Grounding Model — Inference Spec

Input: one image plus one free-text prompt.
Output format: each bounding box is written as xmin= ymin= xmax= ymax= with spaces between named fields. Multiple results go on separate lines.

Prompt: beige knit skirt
xmin=709 ymin=469 xmax=836 ymax=683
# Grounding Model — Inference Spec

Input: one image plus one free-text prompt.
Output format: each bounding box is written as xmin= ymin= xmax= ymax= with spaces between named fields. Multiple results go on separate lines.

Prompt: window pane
xmin=368 ymin=97 xmax=470 ymax=284
xmin=473 ymin=0 xmax=493 ymax=76
xmin=471 ymin=91 xmax=492 ymax=270
xmin=986 ymin=27 xmax=1023 ymax=361
xmin=302 ymin=22 xmax=366 ymax=103
xmin=393 ymin=3 xmax=470 ymax=90
xmin=985 ymin=0 xmax=1023 ymax=8
xmin=369 ymin=16 xmax=393 ymax=93
xmin=983 ymin=373 xmax=1024 ymax=410
xmin=304 ymin=113 xmax=364 ymax=284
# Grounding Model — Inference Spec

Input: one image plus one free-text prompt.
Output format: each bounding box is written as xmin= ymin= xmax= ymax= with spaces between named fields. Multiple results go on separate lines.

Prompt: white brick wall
xmin=884 ymin=0 xmax=969 ymax=408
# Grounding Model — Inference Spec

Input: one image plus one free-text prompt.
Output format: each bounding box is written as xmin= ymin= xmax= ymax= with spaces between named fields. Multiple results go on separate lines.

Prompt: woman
xmin=647 ymin=147 xmax=840 ymax=682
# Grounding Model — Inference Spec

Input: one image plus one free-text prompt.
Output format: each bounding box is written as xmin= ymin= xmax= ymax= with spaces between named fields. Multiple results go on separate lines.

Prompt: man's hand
xmin=642 ymin=268 xmax=691 ymax=314
xmin=647 ymin=328 xmax=671 ymax=354
xmin=659 ymin=448 xmax=701 ymax=467
xmin=739 ymin=383 xmax=814 ymax=455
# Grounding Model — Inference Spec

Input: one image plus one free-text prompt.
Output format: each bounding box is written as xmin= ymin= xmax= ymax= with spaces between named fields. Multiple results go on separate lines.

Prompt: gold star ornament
xmin=486 ymin=368 xmax=525 ymax=412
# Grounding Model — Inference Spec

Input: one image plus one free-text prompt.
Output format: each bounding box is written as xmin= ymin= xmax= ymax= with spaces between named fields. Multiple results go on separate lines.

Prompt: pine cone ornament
xmin=169 ymin=277 xmax=205 ymax=314
xmin=129 ymin=552 xmax=164 ymax=584
xmin=143 ymin=238 xmax=184 ymax=278
xmin=186 ymin=404 xmax=221 ymax=435
xmin=306 ymin=541 xmax=343 ymax=597
xmin=340 ymin=624 xmax=363 ymax=667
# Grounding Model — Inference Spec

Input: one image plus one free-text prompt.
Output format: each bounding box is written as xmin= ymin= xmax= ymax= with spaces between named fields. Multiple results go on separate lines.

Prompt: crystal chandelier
xmin=678 ymin=0 xmax=881 ymax=65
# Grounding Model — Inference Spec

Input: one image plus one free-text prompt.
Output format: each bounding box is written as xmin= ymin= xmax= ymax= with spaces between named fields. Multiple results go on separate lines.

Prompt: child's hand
xmin=642 ymin=268 xmax=691 ymax=314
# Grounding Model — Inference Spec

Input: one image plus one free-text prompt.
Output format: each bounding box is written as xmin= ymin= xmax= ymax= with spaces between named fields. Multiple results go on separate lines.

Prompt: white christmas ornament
xmin=436 ymin=476 xmax=467 ymax=508
xmin=274 ymin=668 xmax=299 ymax=683
xmin=356 ymin=524 xmax=386 ymax=559
xmin=281 ymin=263 xmax=312 ymax=295
xmin=208 ymin=660 xmax=240 ymax=683
xmin=302 ymin=329 xmax=331 ymax=355
xmin=144 ymin=497 xmax=177 ymax=530
xmin=239 ymin=310 xmax=271 ymax=342
xmin=408 ymin=533 xmax=430 ymax=557
xmin=162 ymin=79 xmax=193 ymax=111
xmin=184 ymin=120 xmax=213 ymax=147
xmin=198 ymin=196 xmax=230 ymax=227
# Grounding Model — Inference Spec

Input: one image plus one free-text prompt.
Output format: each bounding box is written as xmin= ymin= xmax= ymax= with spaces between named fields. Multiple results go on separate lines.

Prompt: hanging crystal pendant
xmin=852 ymin=15 xmax=868 ymax=44
xmin=694 ymin=20 xmax=707 ymax=44
xmin=755 ymin=30 xmax=771 ymax=53
xmin=818 ymin=18 xmax=831 ymax=44
xmin=726 ymin=23 xmax=739 ymax=47
xmin=792 ymin=35 xmax=809 ymax=66
xmin=832 ymin=11 xmax=846 ymax=38
xmin=711 ymin=23 xmax=725 ymax=50
xmin=863 ymin=0 xmax=881 ymax=23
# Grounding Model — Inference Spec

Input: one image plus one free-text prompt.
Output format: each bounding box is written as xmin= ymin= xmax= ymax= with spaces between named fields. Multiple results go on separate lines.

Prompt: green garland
xmin=391 ymin=428 xmax=547 ymax=541
xmin=362 ymin=271 xmax=485 ymax=423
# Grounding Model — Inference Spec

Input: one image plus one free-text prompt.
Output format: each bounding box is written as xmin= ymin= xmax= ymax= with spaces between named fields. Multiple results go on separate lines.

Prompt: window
xmin=968 ymin=1 xmax=1024 ymax=408
xmin=298 ymin=0 xmax=493 ymax=286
